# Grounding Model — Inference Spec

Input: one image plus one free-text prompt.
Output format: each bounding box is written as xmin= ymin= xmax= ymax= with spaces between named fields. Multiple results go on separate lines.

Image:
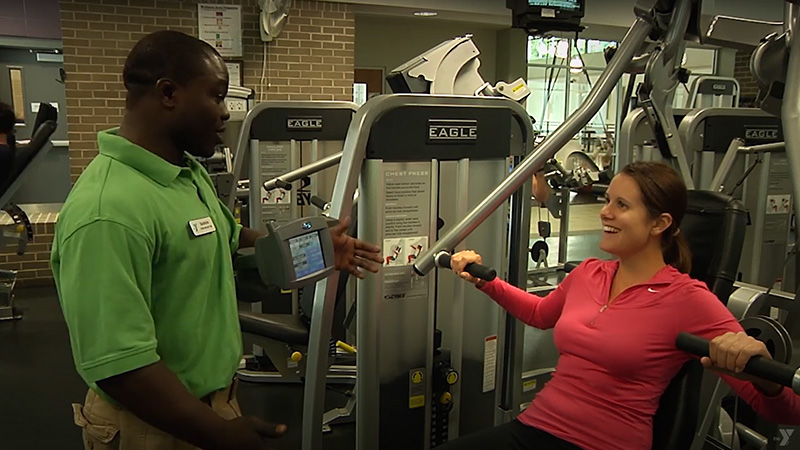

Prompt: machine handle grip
xmin=434 ymin=252 xmax=497 ymax=282
xmin=676 ymin=332 xmax=799 ymax=393
xmin=275 ymin=179 xmax=292 ymax=190
xmin=310 ymin=195 xmax=329 ymax=211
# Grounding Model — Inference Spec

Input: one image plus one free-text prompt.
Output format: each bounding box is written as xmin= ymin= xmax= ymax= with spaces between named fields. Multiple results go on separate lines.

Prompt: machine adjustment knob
xmin=440 ymin=392 xmax=453 ymax=405
xmin=445 ymin=369 xmax=459 ymax=385
xmin=291 ymin=351 xmax=303 ymax=362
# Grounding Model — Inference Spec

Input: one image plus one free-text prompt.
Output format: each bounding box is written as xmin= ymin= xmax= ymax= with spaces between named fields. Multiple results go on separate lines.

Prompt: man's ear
xmin=155 ymin=78 xmax=178 ymax=109
xmin=652 ymin=213 xmax=674 ymax=236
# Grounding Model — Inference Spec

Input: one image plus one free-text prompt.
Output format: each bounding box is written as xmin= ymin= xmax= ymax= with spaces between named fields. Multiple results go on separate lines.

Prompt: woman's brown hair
xmin=620 ymin=162 xmax=692 ymax=273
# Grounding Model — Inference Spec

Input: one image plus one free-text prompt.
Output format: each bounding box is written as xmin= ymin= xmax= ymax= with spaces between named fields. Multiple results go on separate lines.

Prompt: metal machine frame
xmin=226 ymin=102 xmax=358 ymax=385
xmin=301 ymin=94 xmax=534 ymax=450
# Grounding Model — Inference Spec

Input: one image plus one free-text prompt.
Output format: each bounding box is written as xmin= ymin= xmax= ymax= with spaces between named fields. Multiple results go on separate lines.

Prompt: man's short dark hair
xmin=0 ymin=102 xmax=16 ymax=135
xmin=123 ymin=30 xmax=222 ymax=107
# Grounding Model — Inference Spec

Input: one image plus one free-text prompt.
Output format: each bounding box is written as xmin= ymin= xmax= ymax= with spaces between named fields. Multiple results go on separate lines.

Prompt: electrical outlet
xmin=225 ymin=99 xmax=247 ymax=112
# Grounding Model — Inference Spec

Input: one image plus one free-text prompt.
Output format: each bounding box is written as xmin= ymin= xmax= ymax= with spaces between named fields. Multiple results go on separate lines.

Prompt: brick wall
xmin=734 ymin=49 xmax=759 ymax=107
xmin=59 ymin=0 xmax=355 ymax=181
xmin=0 ymin=0 xmax=355 ymax=286
xmin=0 ymin=223 xmax=56 ymax=287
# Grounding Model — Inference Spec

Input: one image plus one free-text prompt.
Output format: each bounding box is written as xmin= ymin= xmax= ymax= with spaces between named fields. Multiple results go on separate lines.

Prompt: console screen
xmin=289 ymin=231 xmax=326 ymax=279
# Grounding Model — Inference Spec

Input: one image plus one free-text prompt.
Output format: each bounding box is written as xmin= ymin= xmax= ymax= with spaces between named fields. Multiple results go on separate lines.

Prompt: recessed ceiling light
xmin=414 ymin=11 xmax=438 ymax=17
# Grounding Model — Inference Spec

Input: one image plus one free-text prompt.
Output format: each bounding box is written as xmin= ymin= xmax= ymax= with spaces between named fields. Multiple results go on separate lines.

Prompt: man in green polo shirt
xmin=51 ymin=30 xmax=382 ymax=450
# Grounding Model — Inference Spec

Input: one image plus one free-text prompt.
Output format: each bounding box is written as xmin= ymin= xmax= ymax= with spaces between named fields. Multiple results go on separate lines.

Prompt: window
xmin=673 ymin=47 xmax=718 ymax=108
xmin=9 ymin=67 xmax=25 ymax=122
xmin=526 ymin=37 xmax=619 ymax=138
xmin=527 ymin=36 xmax=718 ymax=167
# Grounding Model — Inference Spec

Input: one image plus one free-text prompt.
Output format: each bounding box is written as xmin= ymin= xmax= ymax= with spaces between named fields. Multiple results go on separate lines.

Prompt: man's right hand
xmin=225 ymin=416 xmax=287 ymax=450
xmin=97 ymin=362 xmax=287 ymax=450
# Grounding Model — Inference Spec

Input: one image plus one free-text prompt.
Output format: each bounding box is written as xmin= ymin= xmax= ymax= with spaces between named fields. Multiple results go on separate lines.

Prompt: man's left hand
xmin=330 ymin=216 xmax=382 ymax=279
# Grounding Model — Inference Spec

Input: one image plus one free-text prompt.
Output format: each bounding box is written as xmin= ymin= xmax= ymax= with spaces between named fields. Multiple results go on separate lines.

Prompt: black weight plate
xmin=530 ymin=240 xmax=549 ymax=263
xmin=740 ymin=316 xmax=792 ymax=364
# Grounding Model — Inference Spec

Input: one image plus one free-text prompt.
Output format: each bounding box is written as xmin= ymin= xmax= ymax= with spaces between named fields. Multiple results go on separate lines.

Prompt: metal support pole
xmin=263 ymin=151 xmax=343 ymax=191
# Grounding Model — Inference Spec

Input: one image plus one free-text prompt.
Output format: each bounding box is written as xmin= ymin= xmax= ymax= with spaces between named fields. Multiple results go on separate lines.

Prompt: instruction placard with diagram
xmin=198 ymin=4 xmax=243 ymax=58
xmin=383 ymin=237 xmax=429 ymax=266
xmin=258 ymin=143 xmax=293 ymax=226
xmin=762 ymin=156 xmax=794 ymax=244
xmin=382 ymin=166 xmax=431 ymax=300
xmin=766 ymin=194 xmax=791 ymax=215
xmin=260 ymin=185 xmax=291 ymax=205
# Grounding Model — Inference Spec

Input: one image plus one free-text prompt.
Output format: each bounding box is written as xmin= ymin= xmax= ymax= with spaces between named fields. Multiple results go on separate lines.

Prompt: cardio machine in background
xmin=0 ymin=103 xmax=58 ymax=321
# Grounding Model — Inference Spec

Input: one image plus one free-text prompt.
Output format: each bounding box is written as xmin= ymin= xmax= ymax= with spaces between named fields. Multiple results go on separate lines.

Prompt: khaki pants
xmin=72 ymin=379 xmax=242 ymax=450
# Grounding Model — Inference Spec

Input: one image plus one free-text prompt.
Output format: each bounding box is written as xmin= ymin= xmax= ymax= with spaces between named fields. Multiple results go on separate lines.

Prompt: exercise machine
xmin=226 ymin=101 xmax=356 ymax=227
xmin=223 ymin=100 xmax=358 ymax=377
xmin=0 ymin=103 xmax=58 ymax=321
xmin=386 ymin=35 xmax=531 ymax=103
xmin=300 ymin=94 xmax=534 ymax=450
xmin=685 ymin=76 xmax=741 ymax=109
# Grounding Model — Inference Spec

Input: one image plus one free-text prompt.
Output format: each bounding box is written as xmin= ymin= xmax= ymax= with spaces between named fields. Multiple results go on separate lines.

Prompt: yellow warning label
xmin=411 ymin=371 xmax=424 ymax=384
xmin=522 ymin=379 xmax=538 ymax=392
xmin=446 ymin=372 xmax=458 ymax=385
xmin=409 ymin=395 xmax=425 ymax=409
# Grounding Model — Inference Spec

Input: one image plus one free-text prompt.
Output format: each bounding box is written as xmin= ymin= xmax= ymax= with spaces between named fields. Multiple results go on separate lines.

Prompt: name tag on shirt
xmin=189 ymin=217 xmax=216 ymax=237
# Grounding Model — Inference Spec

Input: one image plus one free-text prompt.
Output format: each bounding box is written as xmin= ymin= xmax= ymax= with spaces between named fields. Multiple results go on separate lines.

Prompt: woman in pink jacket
xmin=442 ymin=162 xmax=800 ymax=450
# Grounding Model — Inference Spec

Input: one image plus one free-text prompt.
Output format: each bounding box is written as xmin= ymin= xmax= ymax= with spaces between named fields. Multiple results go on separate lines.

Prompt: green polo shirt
xmin=51 ymin=128 xmax=243 ymax=400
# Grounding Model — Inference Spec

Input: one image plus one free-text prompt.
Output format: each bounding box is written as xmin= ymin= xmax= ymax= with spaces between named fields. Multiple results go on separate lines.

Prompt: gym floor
xmin=1 ymin=203 xmax=604 ymax=449
xmin=0 ymin=285 xmax=356 ymax=450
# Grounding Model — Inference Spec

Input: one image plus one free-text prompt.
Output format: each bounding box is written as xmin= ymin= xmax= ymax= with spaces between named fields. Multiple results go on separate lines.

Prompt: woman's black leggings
xmin=434 ymin=420 xmax=584 ymax=450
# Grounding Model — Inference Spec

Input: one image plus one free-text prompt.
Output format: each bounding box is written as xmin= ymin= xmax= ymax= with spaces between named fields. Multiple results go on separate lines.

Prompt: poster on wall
xmin=198 ymin=4 xmax=243 ymax=58
xmin=225 ymin=61 xmax=243 ymax=88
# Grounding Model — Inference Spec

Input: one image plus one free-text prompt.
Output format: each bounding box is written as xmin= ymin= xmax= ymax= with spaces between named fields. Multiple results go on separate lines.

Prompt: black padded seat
xmin=239 ymin=310 xmax=309 ymax=346
xmin=652 ymin=191 xmax=746 ymax=450
xmin=681 ymin=190 xmax=748 ymax=305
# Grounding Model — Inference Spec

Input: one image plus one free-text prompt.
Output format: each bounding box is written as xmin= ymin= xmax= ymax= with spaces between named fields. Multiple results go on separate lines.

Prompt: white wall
xmin=707 ymin=0 xmax=785 ymax=22
xmin=355 ymin=15 xmax=499 ymax=93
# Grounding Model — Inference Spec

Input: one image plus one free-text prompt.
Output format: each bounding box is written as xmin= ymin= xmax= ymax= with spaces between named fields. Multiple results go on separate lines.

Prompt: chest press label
xmin=427 ymin=119 xmax=478 ymax=143
xmin=189 ymin=217 xmax=216 ymax=237
xmin=382 ymin=167 xmax=431 ymax=300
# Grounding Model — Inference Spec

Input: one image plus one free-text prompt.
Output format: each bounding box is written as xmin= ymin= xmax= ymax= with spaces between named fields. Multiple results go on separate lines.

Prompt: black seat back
xmin=682 ymin=190 xmax=748 ymax=305
xmin=651 ymin=190 xmax=748 ymax=450
xmin=32 ymin=102 xmax=58 ymax=137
